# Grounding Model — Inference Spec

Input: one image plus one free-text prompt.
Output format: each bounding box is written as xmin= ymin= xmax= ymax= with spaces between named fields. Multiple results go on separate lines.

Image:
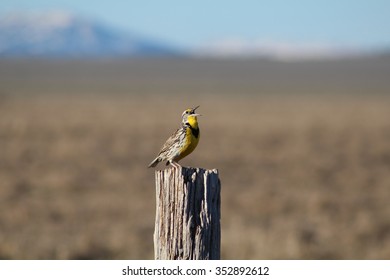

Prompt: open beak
xmin=191 ymin=105 xmax=201 ymax=116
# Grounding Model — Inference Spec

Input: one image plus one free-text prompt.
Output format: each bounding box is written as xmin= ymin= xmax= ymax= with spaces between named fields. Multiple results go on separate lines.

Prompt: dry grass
xmin=0 ymin=58 xmax=390 ymax=259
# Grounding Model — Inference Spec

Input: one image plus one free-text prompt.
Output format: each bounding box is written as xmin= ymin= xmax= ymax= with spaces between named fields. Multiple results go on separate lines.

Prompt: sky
xmin=1 ymin=0 xmax=390 ymax=51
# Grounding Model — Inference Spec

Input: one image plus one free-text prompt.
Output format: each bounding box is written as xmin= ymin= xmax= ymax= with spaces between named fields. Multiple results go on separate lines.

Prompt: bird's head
xmin=182 ymin=105 xmax=201 ymax=127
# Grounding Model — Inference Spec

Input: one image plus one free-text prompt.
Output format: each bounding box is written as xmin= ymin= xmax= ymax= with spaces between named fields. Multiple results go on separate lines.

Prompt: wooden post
xmin=154 ymin=166 xmax=221 ymax=260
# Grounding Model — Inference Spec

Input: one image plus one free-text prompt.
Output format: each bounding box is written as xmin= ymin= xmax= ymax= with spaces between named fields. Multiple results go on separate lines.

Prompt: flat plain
xmin=0 ymin=57 xmax=389 ymax=259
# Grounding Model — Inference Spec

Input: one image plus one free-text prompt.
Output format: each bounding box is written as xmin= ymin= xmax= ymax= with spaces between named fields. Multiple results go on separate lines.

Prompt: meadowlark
xmin=148 ymin=106 xmax=201 ymax=168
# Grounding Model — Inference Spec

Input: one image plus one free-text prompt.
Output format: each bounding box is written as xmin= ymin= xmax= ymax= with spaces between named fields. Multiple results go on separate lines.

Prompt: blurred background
xmin=0 ymin=1 xmax=390 ymax=259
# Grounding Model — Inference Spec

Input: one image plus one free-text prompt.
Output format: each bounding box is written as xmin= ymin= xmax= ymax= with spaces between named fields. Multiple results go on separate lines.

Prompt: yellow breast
xmin=177 ymin=117 xmax=200 ymax=161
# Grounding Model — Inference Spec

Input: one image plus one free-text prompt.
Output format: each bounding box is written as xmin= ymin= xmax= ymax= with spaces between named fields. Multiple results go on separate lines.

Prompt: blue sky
xmin=1 ymin=0 xmax=390 ymax=50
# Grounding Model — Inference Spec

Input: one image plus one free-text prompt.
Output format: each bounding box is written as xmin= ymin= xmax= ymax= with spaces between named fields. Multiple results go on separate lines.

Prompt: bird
xmin=148 ymin=106 xmax=201 ymax=168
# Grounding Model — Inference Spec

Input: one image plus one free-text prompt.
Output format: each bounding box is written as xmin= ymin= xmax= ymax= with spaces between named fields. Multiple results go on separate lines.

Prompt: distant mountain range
xmin=0 ymin=11 xmax=179 ymax=57
xmin=0 ymin=11 xmax=388 ymax=59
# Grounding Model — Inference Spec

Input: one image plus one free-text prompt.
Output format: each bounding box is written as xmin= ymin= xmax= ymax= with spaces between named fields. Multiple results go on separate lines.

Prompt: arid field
xmin=0 ymin=57 xmax=389 ymax=259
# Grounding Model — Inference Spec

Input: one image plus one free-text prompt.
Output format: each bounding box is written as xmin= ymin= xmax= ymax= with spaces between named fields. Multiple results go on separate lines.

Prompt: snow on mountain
xmin=194 ymin=38 xmax=368 ymax=61
xmin=0 ymin=11 xmax=178 ymax=57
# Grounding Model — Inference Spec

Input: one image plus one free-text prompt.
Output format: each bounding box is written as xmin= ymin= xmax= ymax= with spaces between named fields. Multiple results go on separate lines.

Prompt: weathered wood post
xmin=154 ymin=166 xmax=221 ymax=260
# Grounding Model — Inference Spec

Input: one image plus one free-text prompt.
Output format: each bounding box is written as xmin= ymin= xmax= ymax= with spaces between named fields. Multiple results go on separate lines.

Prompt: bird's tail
xmin=148 ymin=157 xmax=161 ymax=168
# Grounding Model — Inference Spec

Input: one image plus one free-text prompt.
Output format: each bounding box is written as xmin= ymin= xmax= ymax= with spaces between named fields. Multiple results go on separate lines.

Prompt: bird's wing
xmin=157 ymin=127 xmax=186 ymax=158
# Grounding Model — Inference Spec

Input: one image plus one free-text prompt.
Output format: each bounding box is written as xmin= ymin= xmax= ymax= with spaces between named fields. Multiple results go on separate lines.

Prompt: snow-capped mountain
xmin=0 ymin=11 xmax=178 ymax=57
xmin=194 ymin=38 xmax=370 ymax=61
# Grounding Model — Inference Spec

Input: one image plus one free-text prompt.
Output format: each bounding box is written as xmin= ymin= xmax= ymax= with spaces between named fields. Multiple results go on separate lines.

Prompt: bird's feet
xmin=170 ymin=161 xmax=182 ymax=169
